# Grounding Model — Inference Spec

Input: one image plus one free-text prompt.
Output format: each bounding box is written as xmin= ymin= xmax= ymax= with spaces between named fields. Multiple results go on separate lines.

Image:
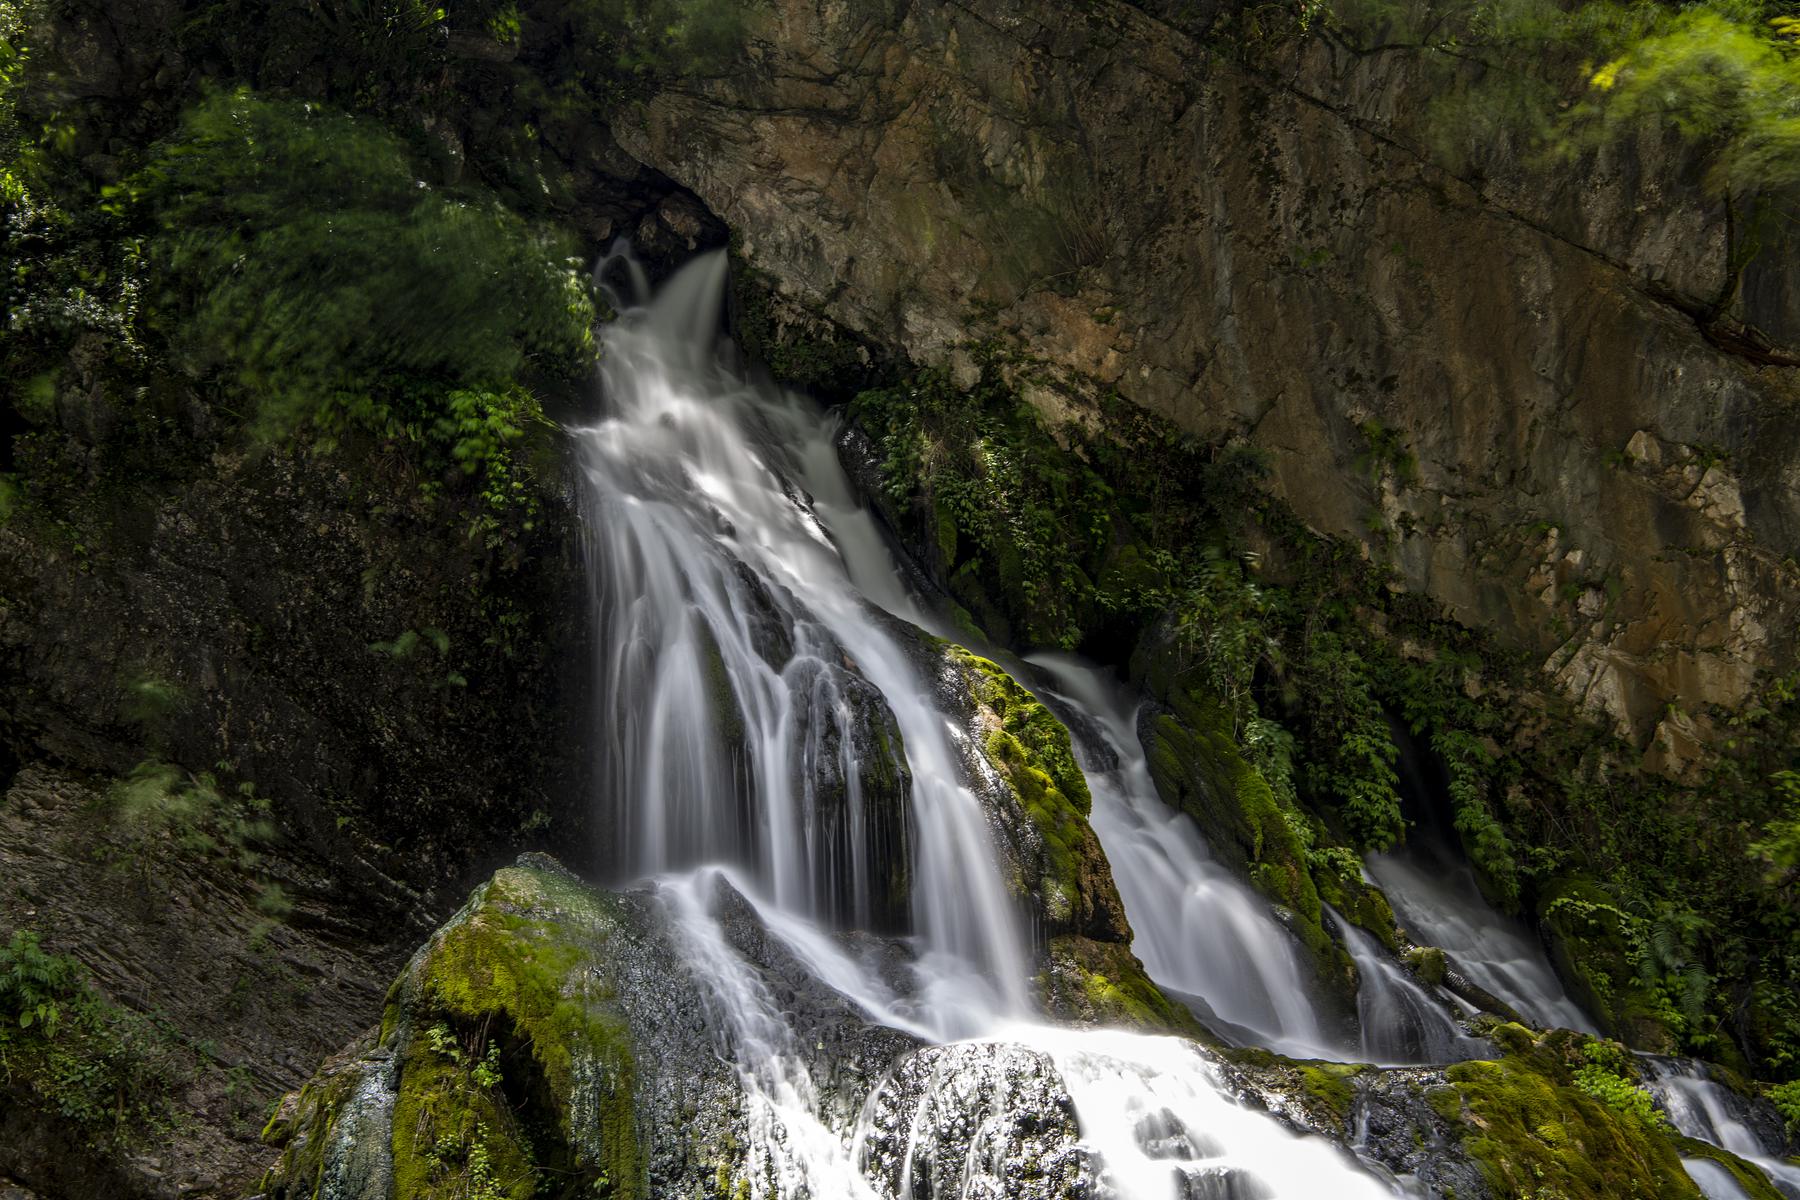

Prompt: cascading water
xmin=579 ymin=245 xmax=1026 ymax=1025
xmin=574 ymin=245 xmax=1399 ymax=1198
xmin=1332 ymin=913 xmax=1488 ymax=1066
xmin=1640 ymin=1057 xmax=1800 ymax=1198
xmin=1365 ymin=738 xmax=1596 ymax=1033
xmin=1364 ymin=846 xmax=1596 ymax=1034
xmin=1023 ymin=653 xmax=1337 ymax=1058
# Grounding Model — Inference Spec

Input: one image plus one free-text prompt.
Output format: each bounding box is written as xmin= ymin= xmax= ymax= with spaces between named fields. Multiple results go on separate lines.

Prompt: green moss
xmin=1441 ymin=1028 xmax=1697 ymax=1199
xmin=1299 ymin=1061 xmax=1368 ymax=1125
xmin=1540 ymin=876 xmax=1676 ymax=1048
xmin=391 ymin=1041 xmax=537 ymax=1200
xmin=403 ymin=866 xmax=644 ymax=1198
xmin=1406 ymin=946 xmax=1448 ymax=989
xmin=1042 ymin=935 xmax=1207 ymax=1037
xmin=260 ymin=1063 xmax=366 ymax=1190
xmin=949 ymin=645 xmax=1097 ymax=925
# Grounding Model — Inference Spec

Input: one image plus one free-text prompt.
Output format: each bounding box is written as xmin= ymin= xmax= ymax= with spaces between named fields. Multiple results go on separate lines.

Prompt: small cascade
xmin=1021 ymin=1026 xmax=1395 ymax=1200
xmin=661 ymin=869 xmax=882 ymax=1200
xmin=1684 ymin=1158 xmax=1756 ymax=1200
xmin=1365 ymin=847 xmax=1594 ymax=1033
xmin=1333 ymin=914 xmax=1488 ymax=1066
xmin=1025 ymin=654 xmax=1337 ymax=1059
xmin=1366 ymin=735 xmax=1596 ymax=1033
xmin=1640 ymin=1057 xmax=1800 ymax=1198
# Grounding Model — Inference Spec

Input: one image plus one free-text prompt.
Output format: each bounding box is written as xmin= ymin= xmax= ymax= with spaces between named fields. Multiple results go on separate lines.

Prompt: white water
xmin=579 ymin=246 xmax=1025 ymax=1028
xmin=1366 ymin=846 xmax=1597 ymax=1034
xmin=1024 ymin=654 xmax=1339 ymax=1059
xmin=1333 ymin=912 xmax=1488 ymax=1066
xmin=576 ymin=246 xmax=1399 ymax=1197
xmin=1641 ymin=1057 xmax=1800 ymax=1199
xmin=1684 ymin=1158 xmax=1754 ymax=1200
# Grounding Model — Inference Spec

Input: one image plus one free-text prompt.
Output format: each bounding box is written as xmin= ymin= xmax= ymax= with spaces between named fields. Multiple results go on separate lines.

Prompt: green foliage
xmin=134 ymin=89 xmax=594 ymax=427
xmin=1749 ymin=769 xmax=1800 ymax=898
xmin=852 ymin=366 xmax=1118 ymax=649
xmin=0 ymin=930 xmax=79 ymax=1037
xmin=1573 ymin=5 xmax=1800 ymax=196
xmin=1296 ymin=633 xmax=1404 ymax=851
xmin=1571 ymin=1038 xmax=1667 ymax=1128
xmin=1319 ymin=0 xmax=1800 ymax=201
xmin=1771 ymin=1078 xmax=1800 ymax=1132
xmin=0 ymin=929 xmax=185 ymax=1142
xmin=110 ymin=760 xmax=276 ymax=873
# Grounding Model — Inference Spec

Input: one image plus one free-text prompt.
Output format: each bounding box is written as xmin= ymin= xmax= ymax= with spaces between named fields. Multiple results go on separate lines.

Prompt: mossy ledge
xmin=262 ymin=861 xmax=646 ymax=1199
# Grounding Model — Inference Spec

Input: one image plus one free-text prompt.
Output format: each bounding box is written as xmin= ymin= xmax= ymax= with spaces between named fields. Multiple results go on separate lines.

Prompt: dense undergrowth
xmin=847 ymin=350 xmax=1800 ymax=1084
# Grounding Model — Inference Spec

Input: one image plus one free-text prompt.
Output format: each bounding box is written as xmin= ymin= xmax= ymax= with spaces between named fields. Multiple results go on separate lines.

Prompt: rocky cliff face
xmin=609 ymin=0 xmax=1800 ymax=766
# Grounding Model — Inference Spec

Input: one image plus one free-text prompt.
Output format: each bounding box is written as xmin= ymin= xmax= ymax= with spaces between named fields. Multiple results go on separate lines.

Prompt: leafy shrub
xmin=133 ymin=89 xmax=595 ymax=431
xmin=0 ymin=930 xmax=185 ymax=1139
xmin=1771 ymin=1078 xmax=1800 ymax=1133
xmin=1571 ymin=1038 xmax=1666 ymax=1127
xmin=0 ymin=929 xmax=80 ymax=1036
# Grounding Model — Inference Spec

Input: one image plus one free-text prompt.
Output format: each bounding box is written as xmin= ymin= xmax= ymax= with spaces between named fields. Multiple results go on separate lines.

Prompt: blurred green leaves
xmin=131 ymin=89 xmax=595 ymax=435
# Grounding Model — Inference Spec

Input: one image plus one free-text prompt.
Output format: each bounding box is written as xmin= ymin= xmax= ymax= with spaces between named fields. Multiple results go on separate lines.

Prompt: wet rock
xmin=858 ymin=1042 xmax=1094 ymax=1199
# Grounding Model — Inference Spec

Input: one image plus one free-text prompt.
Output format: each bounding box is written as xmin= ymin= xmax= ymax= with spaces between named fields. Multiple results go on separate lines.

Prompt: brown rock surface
xmin=611 ymin=0 xmax=1800 ymax=757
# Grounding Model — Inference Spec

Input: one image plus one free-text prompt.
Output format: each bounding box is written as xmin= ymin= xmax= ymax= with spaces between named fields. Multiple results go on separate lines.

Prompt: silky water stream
xmin=573 ymin=246 xmax=1406 ymax=1197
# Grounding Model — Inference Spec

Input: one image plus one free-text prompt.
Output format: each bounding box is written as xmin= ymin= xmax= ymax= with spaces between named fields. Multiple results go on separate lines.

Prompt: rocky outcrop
xmin=610 ymin=0 xmax=1800 ymax=762
xmin=856 ymin=1042 xmax=1091 ymax=1197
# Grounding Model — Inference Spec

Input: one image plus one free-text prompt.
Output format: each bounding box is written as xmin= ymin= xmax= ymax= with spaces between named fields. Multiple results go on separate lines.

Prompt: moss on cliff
xmin=1040 ymin=935 xmax=1208 ymax=1037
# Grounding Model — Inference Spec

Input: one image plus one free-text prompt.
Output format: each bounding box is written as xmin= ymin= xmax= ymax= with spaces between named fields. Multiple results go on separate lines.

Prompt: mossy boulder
xmin=1437 ymin=1025 xmax=1698 ymax=1199
xmin=943 ymin=644 xmax=1129 ymax=943
xmin=264 ymin=860 xmax=648 ymax=1199
xmin=1039 ymin=935 xmax=1209 ymax=1036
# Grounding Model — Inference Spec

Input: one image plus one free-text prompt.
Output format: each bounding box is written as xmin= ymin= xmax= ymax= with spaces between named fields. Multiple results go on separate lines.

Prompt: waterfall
xmin=1358 ymin=732 xmax=1597 ymax=1034
xmin=1640 ymin=1057 xmax=1800 ymax=1199
xmin=572 ymin=245 xmax=1398 ymax=1197
xmin=578 ymin=246 xmax=1026 ymax=1023
xmin=1364 ymin=847 xmax=1595 ymax=1033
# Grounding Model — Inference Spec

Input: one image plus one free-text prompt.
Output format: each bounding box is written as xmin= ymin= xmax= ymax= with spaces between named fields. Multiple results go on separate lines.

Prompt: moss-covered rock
xmin=1438 ymin=1025 xmax=1698 ymax=1199
xmin=943 ymin=644 xmax=1128 ymax=942
xmin=264 ymin=861 xmax=646 ymax=1199
xmin=1040 ymin=935 xmax=1209 ymax=1036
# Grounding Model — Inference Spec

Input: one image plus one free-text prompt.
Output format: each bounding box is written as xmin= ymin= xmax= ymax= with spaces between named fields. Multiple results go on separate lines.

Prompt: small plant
xmin=472 ymin=1042 xmax=504 ymax=1089
xmin=1571 ymin=1040 xmax=1666 ymax=1127
xmin=0 ymin=930 xmax=80 ymax=1037
xmin=1770 ymin=1079 xmax=1800 ymax=1134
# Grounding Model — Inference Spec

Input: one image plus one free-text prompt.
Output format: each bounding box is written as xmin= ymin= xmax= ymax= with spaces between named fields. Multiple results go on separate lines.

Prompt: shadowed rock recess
xmin=5 ymin=0 xmax=1800 ymax=1198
